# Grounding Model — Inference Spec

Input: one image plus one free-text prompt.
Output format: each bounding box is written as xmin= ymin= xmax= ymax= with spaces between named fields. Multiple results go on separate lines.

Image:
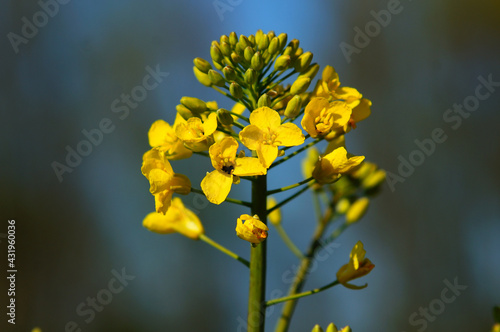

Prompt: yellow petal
xmin=239 ymin=124 xmax=264 ymax=151
xmin=275 ymin=123 xmax=305 ymax=147
xmin=257 ymin=144 xmax=278 ymax=168
xmin=234 ymin=157 xmax=267 ymax=176
xmin=249 ymin=107 xmax=281 ymax=130
xmin=143 ymin=211 xmax=176 ymax=234
xmin=148 ymin=169 xmax=174 ymax=194
xmin=148 ymin=120 xmax=171 ymax=147
xmin=352 ymin=98 xmax=372 ymax=123
xmin=201 ymin=170 xmax=233 ymax=204
xmin=329 ymin=101 xmax=352 ymax=128
xmin=170 ymin=173 xmax=192 ymax=195
xmin=203 ymin=112 xmax=218 ymax=136
xmin=154 ymin=190 xmax=173 ymax=214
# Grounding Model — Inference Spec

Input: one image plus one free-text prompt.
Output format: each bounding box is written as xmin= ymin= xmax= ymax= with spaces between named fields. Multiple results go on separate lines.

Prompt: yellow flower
xmin=143 ymin=198 xmax=204 ymax=240
xmin=142 ymin=149 xmax=191 ymax=214
xmin=267 ymin=197 xmax=281 ymax=225
xmin=313 ymin=65 xmax=362 ymax=108
xmin=148 ymin=115 xmax=193 ymax=160
xmin=312 ymin=147 xmax=365 ymax=184
xmin=239 ymin=107 xmax=305 ymax=168
xmin=301 ymin=97 xmax=352 ymax=139
xmin=336 ymin=241 xmax=375 ymax=289
xmin=201 ymin=137 xmax=266 ymax=204
xmin=235 ymin=214 xmax=268 ymax=245
xmin=175 ymin=112 xmax=218 ymax=152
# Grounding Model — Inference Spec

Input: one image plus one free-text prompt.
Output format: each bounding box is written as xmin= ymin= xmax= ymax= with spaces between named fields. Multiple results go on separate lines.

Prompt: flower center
xmin=315 ymin=107 xmax=333 ymax=134
xmin=218 ymin=155 xmax=235 ymax=175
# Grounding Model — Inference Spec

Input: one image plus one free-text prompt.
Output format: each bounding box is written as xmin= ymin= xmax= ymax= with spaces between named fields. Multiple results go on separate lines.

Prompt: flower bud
xmin=210 ymin=42 xmax=223 ymax=65
xmin=267 ymin=30 xmax=275 ymax=40
xmin=236 ymin=214 xmax=268 ymax=245
xmin=284 ymin=95 xmax=302 ymax=118
xmin=335 ymin=198 xmax=350 ymax=215
xmin=257 ymin=94 xmax=271 ymax=108
xmin=311 ymin=325 xmax=323 ymax=332
xmin=220 ymin=34 xmax=229 ymax=45
xmin=346 ymin=197 xmax=370 ymax=224
xmin=193 ymin=57 xmax=212 ymax=73
xmin=220 ymin=41 xmax=232 ymax=56
xmin=290 ymin=77 xmax=311 ymax=95
xmin=299 ymin=63 xmax=320 ymax=80
xmin=223 ymin=66 xmax=236 ymax=81
xmin=294 ymin=51 xmax=313 ymax=73
xmin=193 ymin=66 xmax=212 ymax=87
xmin=251 ymin=51 xmax=264 ymax=71
xmin=255 ymin=29 xmax=264 ymax=45
xmin=176 ymin=104 xmax=194 ymax=120
xmin=362 ymin=169 xmax=386 ymax=190
xmin=277 ymin=33 xmax=288 ymax=51
xmin=268 ymin=37 xmax=280 ymax=55
xmin=258 ymin=34 xmax=269 ymax=51
xmin=274 ymin=54 xmax=291 ymax=71
xmin=180 ymin=96 xmax=207 ymax=114
xmin=216 ymin=108 xmax=233 ymax=126
xmin=283 ymin=46 xmax=294 ymax=56
xmin=208 ymin=69 xmax=225 ymax=87
xmin=288 ymin=39 xmax=300 ymax=53
xmin=239 ymin=34 xmax=250 ymax=48
xmin=230 ymin=82 xmax=243 ymax=99
xmin=229 ymin=31 xmax=238 ymax=46
xmin=244 ymin=46 xmax=254 ymax=62
xmin=244 ymin=68 xmax=257 ymax=85
xmin=267 ymin=197 xmax=281 ymax=226
xmin=230 ymin=52 xmax=241 ymax=64
xmin=248 ymin=34 xmax=255 ymax=45
xmin=325 ymin=323 xmax=339 ymax=332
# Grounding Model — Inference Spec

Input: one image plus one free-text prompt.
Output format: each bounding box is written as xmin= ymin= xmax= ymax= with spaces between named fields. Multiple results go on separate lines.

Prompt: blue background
xmin=1 ymin=0 xmax=499 ymax=331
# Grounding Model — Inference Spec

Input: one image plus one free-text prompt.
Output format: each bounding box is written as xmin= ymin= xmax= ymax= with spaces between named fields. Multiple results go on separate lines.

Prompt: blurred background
xmin=1 ymin=0 xmax=499 ymax=331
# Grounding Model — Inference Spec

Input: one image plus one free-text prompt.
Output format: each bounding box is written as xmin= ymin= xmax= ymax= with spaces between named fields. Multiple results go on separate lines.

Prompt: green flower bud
xmin=257 ymin=94 xmax=271 ymax=108
xmin=210 ymin=42 xmax=223 ymax=65
xmin=274 ymin=54 xmax=291 ymax=71
xmin=325 ymin=323 xmax=338 ymax=332
xmin=346 ymin=197 xmax=370 ymax=224
xmin=290 ymin=76 xmax=311 ymax=95
xmin=244 ymin=46 xmax=254 ymax=62
xmin=294 ymin=47 xmax=304 ymax=59
xmin=223 ymin=66 xmax=236 ymax=81
xmin=311 ymin=325 xmax=323 ymax=332
xmin=230 ymin=82 xmax=243 ymax=99
xmin=230 ymin=52 xmax=241 ymax=64
xmin=277 ymin=33 xmax=288 ymax=51
xmin=176 ymin=104 xmax=193 ymax=120
xmin=362 ymin=169 xmax=386 ymax=190
xmin=239 ymin=34 xmax=250 ymax=48
xmin=288 ymin=39 xmax=300 ymax=53
xmin=267 ymin=30 xmax=276 ymax=40
xmin=255 ymin=29 xmax=264 ymax=46
xmin=251 ymin=51 xmax=264 ymax=71
xmin=244 ymin=68 xmax=257 ymax=85
xmin=284 ymin=95 xmax=302 ymax=118
xmin=248 ymin=34 xmax=255 ymax=45
xmin=180 ymin=96 xmax=207 ymax=114
xmin=193 ymin=66 xmax=212 ymax=87
xmin=258 ymin=35 xmax=269 ymax=51
xmin=229 ymin=31 xmax=238 ymax=46
xmin=220 ymin=34 xmax=229 ymax=45
xmin=220 ymin=41 xmax=232 ymax=57
xmin=335 ymin=198 xmax=350 ymax=215
xmin=193 ymin=57 xmax=212 ymax=73
xmin=268 ymin=37 xmax=280 ymax=56
xmin=208 ymin=69 xmax=225 ymax=87
xmin=294 ymin=51 xmax=313 ymax=73
xmin=299 ymin=63 xmax=320 ymax=80
xmin=216 ymin=108 xmax=233 ymax=126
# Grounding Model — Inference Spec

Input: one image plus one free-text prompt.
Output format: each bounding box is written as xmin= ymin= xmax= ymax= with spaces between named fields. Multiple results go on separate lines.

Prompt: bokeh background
xmin=1 ymin=0 xmax=499 ymax=331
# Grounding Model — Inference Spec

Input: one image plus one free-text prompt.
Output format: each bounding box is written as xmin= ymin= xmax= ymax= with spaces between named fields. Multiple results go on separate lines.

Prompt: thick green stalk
xmin=274 ymin=206 xmax=333 ymax=332
xmin=248 ymin=174 xmax=267 ymax=332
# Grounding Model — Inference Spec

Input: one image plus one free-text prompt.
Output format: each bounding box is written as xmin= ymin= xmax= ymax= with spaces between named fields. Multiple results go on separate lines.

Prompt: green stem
xmin=268 ymin=183 xmax=312 ymax=214
xmin=270 ymin=139 xmax=321 ymax=169
xmin=190 ymin=187 xmax=252 ymax=207
xmin=266 ymin=280 xmax=339 ymax=307
xmin=229 ymin=111 xmax=250 ymax=123
xmin=274 ymin=205 xmax=335 ymax=332
xmin=274 ymin=224 xmax=304 ymax=259
xmin=199 ymin=234 xmax=250 ymax=268
xmin=247 ymin=174 xmax=267 ymax=332
xmin=323 ymin=222 xmax=349 ymax=245
xmin=266 ymin=177 xmax=314 ymax=195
